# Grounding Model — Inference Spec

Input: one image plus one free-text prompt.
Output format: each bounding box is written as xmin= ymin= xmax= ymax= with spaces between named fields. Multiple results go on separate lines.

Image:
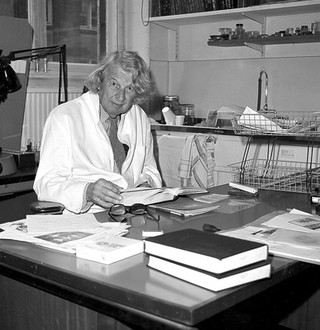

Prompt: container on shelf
xmin=219 ymin=27 xmax=232 ymax=40
xmin=162 ymin=95 xmax=180 ymax=114
xmin=234 ymin=23 xmax=246 ymax=39
xmin=161 ymin=95 xmax=180 ymax=123
xmin=179 ymin=104 xmax=195 ymax=126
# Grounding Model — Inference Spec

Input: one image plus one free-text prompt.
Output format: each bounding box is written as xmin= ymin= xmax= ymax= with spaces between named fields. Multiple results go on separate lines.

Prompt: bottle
xmin=179 ymin=104 xmax=195 ymax=126
xmin=235 ymin=23 xmax=245 ymax=39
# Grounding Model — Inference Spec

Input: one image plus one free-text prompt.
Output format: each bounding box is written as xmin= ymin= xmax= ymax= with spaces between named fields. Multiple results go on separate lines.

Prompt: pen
xmin=251 ymin=230 xmax=263 ymax=235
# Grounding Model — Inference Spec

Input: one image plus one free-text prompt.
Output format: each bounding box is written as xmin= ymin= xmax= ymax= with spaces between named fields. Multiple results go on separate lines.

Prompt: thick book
xmin=144 ymin=228 xmax=268 ymax=274
xmin=148 ymin=196 xmax=220 ymax=217
xmin=148 ymin=255 xmax=271 ymax=292
xmin=76 ymin=235 xmax=144 ymax=265
xmin=120 ymin=187 xmax=207 ymax=206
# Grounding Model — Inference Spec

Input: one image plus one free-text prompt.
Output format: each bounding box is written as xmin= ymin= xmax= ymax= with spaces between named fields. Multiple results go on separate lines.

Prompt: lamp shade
xmin=0 ymin=66 xmax=7 ymax=96
xmin=2 ymin=63 xmax=22 ymax=93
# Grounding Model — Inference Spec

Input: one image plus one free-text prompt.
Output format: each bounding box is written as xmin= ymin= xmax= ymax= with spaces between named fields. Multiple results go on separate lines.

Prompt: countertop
xmin=151 ymin=122 xmax=236 ymax=135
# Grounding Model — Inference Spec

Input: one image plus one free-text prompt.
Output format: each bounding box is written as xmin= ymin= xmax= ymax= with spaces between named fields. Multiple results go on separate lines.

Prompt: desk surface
xmin=0 ymin=186 xmax=318 ymax=329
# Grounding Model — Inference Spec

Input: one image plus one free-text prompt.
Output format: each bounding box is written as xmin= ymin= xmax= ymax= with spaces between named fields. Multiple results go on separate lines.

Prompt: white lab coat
xmin=34 ymin=92 xmax=162 ymax=213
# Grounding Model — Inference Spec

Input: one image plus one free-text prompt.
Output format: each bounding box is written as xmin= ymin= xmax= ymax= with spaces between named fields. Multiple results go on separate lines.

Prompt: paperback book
xmin=76 ymin=235 xmax=144 ymax=265
xmin=148 ymin=255 xmax=271 ymax=292
xmin=144 ymin=228 xmax=268 ymax=274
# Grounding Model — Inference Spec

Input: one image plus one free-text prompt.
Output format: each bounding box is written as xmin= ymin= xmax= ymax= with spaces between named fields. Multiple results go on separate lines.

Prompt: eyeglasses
xmin=109 ymin=203 xmax=160 ymax=223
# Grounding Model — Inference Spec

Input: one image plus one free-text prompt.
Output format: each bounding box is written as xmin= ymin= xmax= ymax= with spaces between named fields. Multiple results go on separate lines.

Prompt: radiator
xmin=21 ymin=89 xmax=80 ymax=150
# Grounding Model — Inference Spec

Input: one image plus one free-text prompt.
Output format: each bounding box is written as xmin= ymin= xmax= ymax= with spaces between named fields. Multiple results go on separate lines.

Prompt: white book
xmin=76 ymin=235 xmax=144 ymax=265
xmin=120 ymin=186 xmax=207 ymax=206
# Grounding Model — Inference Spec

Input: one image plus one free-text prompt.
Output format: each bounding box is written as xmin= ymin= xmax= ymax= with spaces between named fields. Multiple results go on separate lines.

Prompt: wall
xmin=159 ymin=56 xmax=320 ymax=118
xmin=147 ymin=11 xmax=320 ymax=121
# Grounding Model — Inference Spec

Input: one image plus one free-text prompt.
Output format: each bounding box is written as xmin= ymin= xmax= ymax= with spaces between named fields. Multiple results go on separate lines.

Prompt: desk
xmin=0 ymin=186 xmax=319 ymax=330
xmin=0 ymin=167 xmax=37 ymax=223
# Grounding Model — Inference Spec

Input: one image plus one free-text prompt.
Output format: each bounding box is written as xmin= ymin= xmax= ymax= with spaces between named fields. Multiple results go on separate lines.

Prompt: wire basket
xmin=232 ymin=111 xmax=320 ymax=136
xmin=229 ymin=158 xmax=320 ymax=194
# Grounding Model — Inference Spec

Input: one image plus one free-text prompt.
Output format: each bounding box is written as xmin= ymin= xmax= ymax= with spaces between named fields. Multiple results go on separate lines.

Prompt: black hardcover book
xmin=148 ymin=255 xmax=271 ymax=291
xmin=145 ymin=228 xmax=268 ymax=274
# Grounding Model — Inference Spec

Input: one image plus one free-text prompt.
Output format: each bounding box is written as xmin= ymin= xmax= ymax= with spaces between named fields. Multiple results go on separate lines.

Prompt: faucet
xmin=257 ymin=70 xmax=268 ymax=112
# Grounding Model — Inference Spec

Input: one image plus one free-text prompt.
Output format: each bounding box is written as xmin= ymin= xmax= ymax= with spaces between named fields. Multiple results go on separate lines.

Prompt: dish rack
xmin=229 ymin=109 xmax=320 ymax=194
xmin=229 ymin=158 xmax=320 ymax=194
xmin=232 ymin=111 xmax=320 ymax=136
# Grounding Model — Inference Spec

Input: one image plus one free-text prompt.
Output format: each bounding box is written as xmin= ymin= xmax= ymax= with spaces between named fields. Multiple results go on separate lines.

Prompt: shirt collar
xmin=99 ymin=104 xmax=110 ymax=123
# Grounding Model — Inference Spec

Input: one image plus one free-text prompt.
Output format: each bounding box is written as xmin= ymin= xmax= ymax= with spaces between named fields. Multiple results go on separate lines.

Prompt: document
xmin=262 ymin=212 xmax=320 ymax=233
xmin=220 ymin=209 xmax=320 ymax=265
xmin=0 ymin=214 xmax=130 ymax=254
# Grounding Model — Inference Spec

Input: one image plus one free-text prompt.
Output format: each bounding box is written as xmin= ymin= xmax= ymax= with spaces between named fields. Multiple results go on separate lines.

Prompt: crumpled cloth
xmin=178 ymin=134 xmax=217 ymax=188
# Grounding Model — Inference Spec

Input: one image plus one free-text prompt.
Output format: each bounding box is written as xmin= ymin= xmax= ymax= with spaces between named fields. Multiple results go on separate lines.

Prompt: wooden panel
xmin=0 ymin=274 xmax=132 ymax=330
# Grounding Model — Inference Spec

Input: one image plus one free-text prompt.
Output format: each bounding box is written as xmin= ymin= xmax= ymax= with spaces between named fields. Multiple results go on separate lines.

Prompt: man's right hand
xmin=86 ymin=178 xmax=123 ymax=209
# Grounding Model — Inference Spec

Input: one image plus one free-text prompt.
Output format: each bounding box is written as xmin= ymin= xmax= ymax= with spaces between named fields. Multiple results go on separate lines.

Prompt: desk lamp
xmin=0 ymin=44 xmax=68 ymax=104
xmin=0 ymin=44 xmax=68 ymax=176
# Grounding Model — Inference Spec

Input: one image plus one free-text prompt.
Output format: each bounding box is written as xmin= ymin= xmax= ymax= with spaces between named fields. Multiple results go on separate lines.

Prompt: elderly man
xmin=34 ymin=50 xmax=162 ymax=214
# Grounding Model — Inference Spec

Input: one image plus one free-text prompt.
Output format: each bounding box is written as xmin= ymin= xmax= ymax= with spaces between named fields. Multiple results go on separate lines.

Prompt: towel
xmin=156 ymin=135 xmax=187 ymax=187
xmin=178 ymin=134 xmax=217 ymax=188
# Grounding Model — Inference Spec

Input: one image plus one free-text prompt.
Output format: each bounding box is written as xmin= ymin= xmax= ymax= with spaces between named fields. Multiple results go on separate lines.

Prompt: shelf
xmin=207 ymin=34 xmax=320 ymax=48
xmin=150 ymin=0 xmax=320 ymax=29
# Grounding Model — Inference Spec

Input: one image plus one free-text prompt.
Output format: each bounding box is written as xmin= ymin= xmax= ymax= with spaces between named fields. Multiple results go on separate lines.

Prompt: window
xmin=0 ymin=0 xmax=106 ymax=65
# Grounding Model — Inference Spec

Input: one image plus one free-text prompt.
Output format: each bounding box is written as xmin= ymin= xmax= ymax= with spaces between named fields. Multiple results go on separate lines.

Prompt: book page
xmin=120 ymin=188 xmax=169 ymax=206
xmin=120 ymin=187 xmax=207 ymax=206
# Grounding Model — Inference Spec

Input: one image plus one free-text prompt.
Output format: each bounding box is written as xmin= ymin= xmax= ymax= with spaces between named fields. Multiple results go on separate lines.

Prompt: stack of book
xmin=145 ymin=228 xmax=271 ymax=291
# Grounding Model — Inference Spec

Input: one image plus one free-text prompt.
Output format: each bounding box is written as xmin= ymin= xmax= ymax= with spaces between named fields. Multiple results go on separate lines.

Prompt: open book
xmin=120 ymin=187 xmax=207 ymax=206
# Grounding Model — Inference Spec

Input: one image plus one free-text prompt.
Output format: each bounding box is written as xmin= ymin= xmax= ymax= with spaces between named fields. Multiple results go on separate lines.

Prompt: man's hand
xmin=86 ymin=179 xmax=123 ymax=208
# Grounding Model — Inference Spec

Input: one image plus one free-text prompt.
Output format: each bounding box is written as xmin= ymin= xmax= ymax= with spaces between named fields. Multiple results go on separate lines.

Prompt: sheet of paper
xmin=268 ymin=228 xmax=320 ymax=250
xmin=238 ymin=106 xmax=286 ymax=133
xmin=26 ymin=213 xmax=101 ymax=233
xmin=0 ymin=220 xmax=130 ymax=254
xmin=262 ymin=213 xmax=320 ymax=233
xmin=220 ymin=225 xmax=320 ymax=265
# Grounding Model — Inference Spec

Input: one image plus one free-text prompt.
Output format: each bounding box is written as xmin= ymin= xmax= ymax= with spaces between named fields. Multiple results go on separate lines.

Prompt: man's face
xmin=99 ymin=64 xmax=136 ymax=118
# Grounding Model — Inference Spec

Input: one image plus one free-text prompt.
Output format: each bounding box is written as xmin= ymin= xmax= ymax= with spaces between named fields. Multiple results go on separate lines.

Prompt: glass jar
xmin=179 ymin=104 xmax=195 ymax=126
xmin=234 ymin=23 xmax=245 ymax=39
xmin=161 ymin=95 xmax=180 ymax=124
xmin=162 ymin=95 xmax=180 ymax=123
xmin=162 ymin=95 xmax=180 ymax=114
xmin=300 ymin=25 xmax=309 ymax=35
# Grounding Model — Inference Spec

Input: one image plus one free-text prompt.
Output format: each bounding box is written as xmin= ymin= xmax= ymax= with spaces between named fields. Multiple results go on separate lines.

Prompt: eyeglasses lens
xmin=130 ymin=203 xmax=146 ymax=215
xmin=109 ymin=204 xmax=127 ymax=222
xmin=109 ymin=203 xmax=159 ymax=223
xmin=110 ymin=204 xmax=126 ymax=215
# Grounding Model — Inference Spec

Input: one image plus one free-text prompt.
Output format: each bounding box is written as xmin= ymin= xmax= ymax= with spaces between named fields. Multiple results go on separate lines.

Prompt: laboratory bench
xmin=0 ymin=185 xmax=319 ymax=330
